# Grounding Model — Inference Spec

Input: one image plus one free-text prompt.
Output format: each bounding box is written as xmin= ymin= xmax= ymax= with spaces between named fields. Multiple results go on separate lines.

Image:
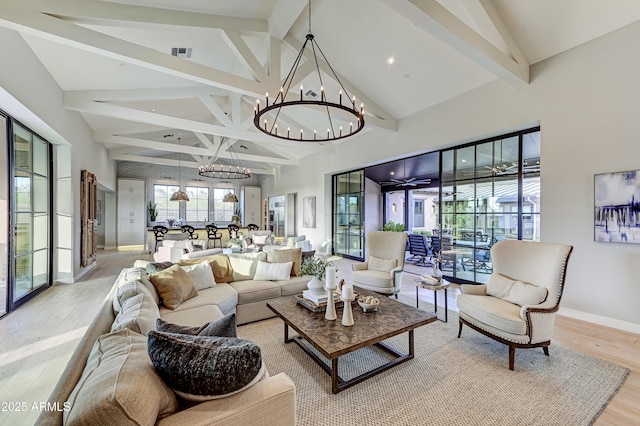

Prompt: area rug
xmin=238 ymin=306 xmax=629 ymax=426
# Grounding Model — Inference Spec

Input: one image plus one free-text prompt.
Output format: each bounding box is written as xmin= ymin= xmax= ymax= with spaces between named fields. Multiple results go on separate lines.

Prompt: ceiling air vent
xmin=171 ymin=47 xmax=193 ymax=58
xmin=305 ymin=89 xmax=318 ymax=99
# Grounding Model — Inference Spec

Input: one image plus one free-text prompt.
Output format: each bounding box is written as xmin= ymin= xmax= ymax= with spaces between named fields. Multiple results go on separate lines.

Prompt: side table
xmin=414 ymin=278 xmax=450 ymax=322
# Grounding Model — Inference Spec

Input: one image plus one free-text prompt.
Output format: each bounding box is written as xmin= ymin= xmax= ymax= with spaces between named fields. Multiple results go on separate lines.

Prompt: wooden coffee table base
xmin=283 ymin=323 xmax=415 ymax=394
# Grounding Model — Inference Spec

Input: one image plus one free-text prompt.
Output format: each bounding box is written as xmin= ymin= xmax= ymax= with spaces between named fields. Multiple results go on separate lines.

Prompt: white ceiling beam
xmin=193 ymin=132 xmax=215 ymax=150
xmin=93 ymin=123 xmax=172 ymax=136
xmin=269 ymin=0 xmax=307 ymax=40
xmin=476 ymin=0 xmax=528 ymax=67
xmin=100 ymin=135 xmax=297 ymax=166
xmin=268 ymin=37 xmax=281 ymax=94
xmin=380 ymin=0 xmax=528 ymax=87
xmin=66 ymin=87 xmax=223 ymax=103
xmin=230 ymin=94 xmax=242 ymax=128
xmin=65 ymin=95 xmax=326 ymax=152
xmin=0 ymin=6 xmax=266 ymax=96
xmin=198 ymin=95 xmax=233 ymax=127
xmin=221 ymin=30 xmax=270 ymax=84
xmin=26 ymin=0 xmax=267 ymax=32
xmin=108 ymin=153 xmax=275 ymax=175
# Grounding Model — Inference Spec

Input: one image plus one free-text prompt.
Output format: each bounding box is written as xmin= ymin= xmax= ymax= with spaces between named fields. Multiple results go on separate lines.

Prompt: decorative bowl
xmin=357 ymin=295 xmax=380 ymax=312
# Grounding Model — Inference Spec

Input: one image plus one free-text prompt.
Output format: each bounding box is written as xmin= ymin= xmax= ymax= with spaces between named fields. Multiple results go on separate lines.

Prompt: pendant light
xmin=170 ymin=137 xmax=190 ymax=202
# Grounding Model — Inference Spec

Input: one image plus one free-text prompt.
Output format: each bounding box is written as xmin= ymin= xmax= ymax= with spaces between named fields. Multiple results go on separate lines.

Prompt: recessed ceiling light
xmin=387 ymin=57 xmax=395 ymax=65
xmin=390 ymin=171 xmax=395 ymax=176
xmin=151 ymin=108 xmax=156 ymax=112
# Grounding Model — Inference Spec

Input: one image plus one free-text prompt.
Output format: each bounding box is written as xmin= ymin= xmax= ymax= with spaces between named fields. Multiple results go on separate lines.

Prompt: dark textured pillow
xmin=146 ymin=261 xmax=174 ymax=274
xmin=156 ymin=313 xmax=237 ymax=338
xmin=147 ymin=331 xmax=264 ymax=401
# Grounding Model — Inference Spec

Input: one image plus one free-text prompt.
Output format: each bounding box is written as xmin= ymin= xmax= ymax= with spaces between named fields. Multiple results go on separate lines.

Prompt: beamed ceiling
xmin=1 ymin=0 xmax=639 ymax=175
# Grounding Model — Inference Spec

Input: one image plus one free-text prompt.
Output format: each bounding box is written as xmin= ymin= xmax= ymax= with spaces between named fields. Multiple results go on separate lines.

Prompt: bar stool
xmin=227 ymin=224 xmax=240 ymax=239
xmin=181 ymin=225 xmax=198 ymax=240
xmin=247 ymin=223 xmax=260 ymax=231
xmin=205 ymin=224 xmax=222 ymax=248
xmin=152 ymin=225 xmax=169 ymax=252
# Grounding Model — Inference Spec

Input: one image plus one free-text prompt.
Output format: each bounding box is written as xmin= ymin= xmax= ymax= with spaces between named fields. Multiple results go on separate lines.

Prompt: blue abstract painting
xmin=594 ymin=170 xmax=640 ymax=243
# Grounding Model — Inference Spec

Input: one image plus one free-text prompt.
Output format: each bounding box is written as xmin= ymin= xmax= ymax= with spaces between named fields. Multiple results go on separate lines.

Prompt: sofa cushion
xmin=114 ymin=267 xmax=160 ymax=307
xmin=111 ymin=293 xmax=160 ymax=336
xmin=267 ymin=248 xmax=302 ymax=276
xmin=457 ymin=293 xmax=527 ymax=335
xmin=352 ymin=270 xmax=392 ymax=289
xmin=252 ymin=234 xmax=269 ymax=245
xmin=160 ymin=304 xmax=225 ymax=328
xmin=227 ymin=252 xmax=267 ymax=281
xmin=149 ymin=264 xmax=199 ymax=310
xmin=113 ymin=279 xmax=157 ymax=313
xmin=180 ymin=259 xmax=216 ymax=291
xmin=253 ymin=260 xmax=292 ymax=281
xmin=229 ymin=280 xmax=281 ymax=304
xmin=279 ymin=276 xmax=313 ymax=296
xmin=368 ymin=255 xmax=398 ymax=273
xmin=159 ymin=283 xmax=238 ymax=321
xmin=156 ymin=313 xmax=237 ymax=338
xmin=487 ymin=273 xmax=548 ymax=306
xmin=178 ymin=254 xmax=233 ymax=284
xmin=147 ymin=331 xmax=265 ymax=401
xmin=181 ymin=247 xmax=224 ymax=260
xmin=64 ymin=329 xmax=178 ymax=425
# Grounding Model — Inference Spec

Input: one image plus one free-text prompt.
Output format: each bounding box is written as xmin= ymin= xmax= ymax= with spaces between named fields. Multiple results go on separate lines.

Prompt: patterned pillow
xmin=146 ymin=261 xmax=174 ymax=274
xmin=156 ymin=313 xmax=237 ymax=338
xmin=147 ymin=331 xmax=265 ymax=401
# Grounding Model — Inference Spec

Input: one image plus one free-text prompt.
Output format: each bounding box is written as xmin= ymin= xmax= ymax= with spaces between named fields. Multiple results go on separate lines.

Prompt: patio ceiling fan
xmin=381 ymin=177 xmax=432 ymax=187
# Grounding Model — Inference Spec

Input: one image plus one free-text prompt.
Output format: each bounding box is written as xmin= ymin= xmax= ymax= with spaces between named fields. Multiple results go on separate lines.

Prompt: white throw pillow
xmin=253 ymin=260 xmax=293 ymax=281
xmin=368 ymin=255 xmax=397 ymax=272
xmin=253 ymin=234 xmax=269 ymax=245
xmin=180 ymin=260 xmax=216 ymax=290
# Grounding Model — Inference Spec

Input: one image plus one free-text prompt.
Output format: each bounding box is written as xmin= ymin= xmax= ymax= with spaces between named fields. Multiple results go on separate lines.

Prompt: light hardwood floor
xmin=0 ymin=249 xmax=637 ymax=425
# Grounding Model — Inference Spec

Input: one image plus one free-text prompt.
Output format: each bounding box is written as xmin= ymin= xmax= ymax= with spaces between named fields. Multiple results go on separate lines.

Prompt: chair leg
xmin=543 ymin=346 xmax=549 ymax=356
xmin=508 ymin=345 xmax=515 ymax=370
xmin=457 ymin=319 xmax=463 ymax=338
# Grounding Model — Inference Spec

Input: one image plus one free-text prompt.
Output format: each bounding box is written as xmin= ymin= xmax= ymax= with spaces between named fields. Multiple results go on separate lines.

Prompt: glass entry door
xmin=0 ymin=115 xmax=7 ymax=316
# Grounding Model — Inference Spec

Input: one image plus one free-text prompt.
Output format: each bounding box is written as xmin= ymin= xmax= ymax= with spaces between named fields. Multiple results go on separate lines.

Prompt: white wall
xmin=268 ymin=22 xmax=640 ymax=331
xmin=0 ymin=27 xmax=116 ymax=281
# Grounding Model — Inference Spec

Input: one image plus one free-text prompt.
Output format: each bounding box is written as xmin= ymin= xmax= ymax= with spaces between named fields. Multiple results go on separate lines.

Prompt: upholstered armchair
xmin=457 ymin=240 xmax=573 ymax=370
xmin=351 ymin=231 xmax=408 ymax=297
xmin=247 ymin=230 xmax=274 ymax=250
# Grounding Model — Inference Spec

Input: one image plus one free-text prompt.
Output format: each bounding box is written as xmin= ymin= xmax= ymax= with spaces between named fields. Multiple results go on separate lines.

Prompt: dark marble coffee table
xmin=267 ymin=288 xmax=436 ymax=393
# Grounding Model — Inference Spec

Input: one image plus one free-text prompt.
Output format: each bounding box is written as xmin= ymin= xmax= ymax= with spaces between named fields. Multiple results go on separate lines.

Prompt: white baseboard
xmin=73 ymin=262 xmax=96 ymax=282
xmin=559 ymin=307 xmax=640 ymax=335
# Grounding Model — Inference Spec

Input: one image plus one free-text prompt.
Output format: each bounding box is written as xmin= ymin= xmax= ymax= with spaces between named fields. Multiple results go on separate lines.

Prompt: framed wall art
xmin=594 ymin=169 xmax=640 ymax=243
xmin=303 ymin=196 xmax=316 ymax=228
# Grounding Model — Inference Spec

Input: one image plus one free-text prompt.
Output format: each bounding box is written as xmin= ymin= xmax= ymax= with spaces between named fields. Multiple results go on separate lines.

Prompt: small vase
xmin=307 ymin=277 xmax=325 ymax=296
xmin=432 ymin=262 xmax=443 ymax=282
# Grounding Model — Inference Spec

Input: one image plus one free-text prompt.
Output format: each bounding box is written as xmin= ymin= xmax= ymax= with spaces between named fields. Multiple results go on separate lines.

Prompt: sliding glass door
xmin=7 ymin=120 xmax=52 ymax=312
xmin=0 ymin=115 xmax=7 ymax=316
xmin=333 ymin=170 xmax=364 ymax=260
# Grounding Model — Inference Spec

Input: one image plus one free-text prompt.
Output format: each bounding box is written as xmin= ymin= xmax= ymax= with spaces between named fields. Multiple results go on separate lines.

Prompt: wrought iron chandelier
xmin=253 ymin=0 xmax=365 ymax=142
xmin=198 ymin=137 xmax=251 ymax=179
xmin=169 ymin=137 xmax=190 ymax=202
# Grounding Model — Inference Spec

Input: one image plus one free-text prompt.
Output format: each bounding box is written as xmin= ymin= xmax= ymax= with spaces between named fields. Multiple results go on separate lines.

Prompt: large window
xmin=212 ymin=188 xmax=236 ymax=222
xmin=153 ymin=184 xmax=179 ymax=222
xmin=185 ymin=186 xmax=209 ymax=223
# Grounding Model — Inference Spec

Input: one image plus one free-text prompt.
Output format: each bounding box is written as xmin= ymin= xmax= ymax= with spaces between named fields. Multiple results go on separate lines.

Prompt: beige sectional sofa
xmin=37 ymin=249 xmax=308 ymax=425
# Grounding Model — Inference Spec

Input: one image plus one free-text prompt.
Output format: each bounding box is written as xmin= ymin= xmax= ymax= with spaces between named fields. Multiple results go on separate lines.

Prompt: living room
xmin=0 ymin=1 xmax=639 ymax=425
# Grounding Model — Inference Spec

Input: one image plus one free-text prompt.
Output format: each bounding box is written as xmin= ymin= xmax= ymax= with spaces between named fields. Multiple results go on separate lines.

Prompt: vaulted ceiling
xmin=2 ymin=0 xmax=639 ymax=175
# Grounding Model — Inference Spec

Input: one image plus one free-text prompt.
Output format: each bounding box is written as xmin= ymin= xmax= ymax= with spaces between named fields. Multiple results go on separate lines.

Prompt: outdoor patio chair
xmin=407 ymin=234 xmax=432 ymax=266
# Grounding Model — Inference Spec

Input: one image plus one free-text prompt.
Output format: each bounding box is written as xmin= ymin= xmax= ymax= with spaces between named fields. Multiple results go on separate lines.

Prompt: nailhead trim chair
xmin=457 ymin=239 xmax=573 ymax=370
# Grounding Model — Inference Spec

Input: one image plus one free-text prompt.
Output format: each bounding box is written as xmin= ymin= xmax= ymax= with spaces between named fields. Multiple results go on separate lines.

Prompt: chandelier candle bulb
xmin=265 ymin=92 xmax=269 ymax=106
xmin=339 ymin=126 xmax=342 ymax=137
xmin=339 ymin=89 xmax=342 ymax=104
xmin=300 ymin=84 xmax=303 ymax=100
xmin=320 ymin=86 xmax=324 ymax=101
xmin=314 ymin=129 xmax=317 ymax=140
xmin=350 ymin=122 xmax=353 ymax=133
